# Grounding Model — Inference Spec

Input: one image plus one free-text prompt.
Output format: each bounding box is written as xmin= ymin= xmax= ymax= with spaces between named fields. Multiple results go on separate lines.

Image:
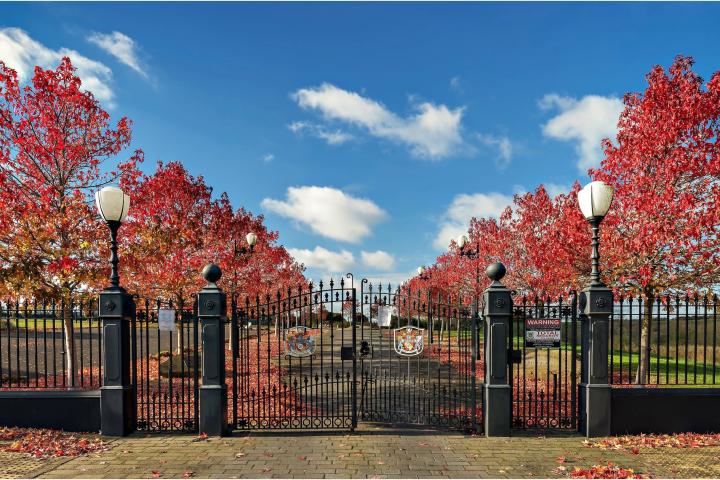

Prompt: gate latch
xmin=341 ymin=346 xmax=355 ymax=361
xmin=509 ymin=349 xmax=522 ymax=364
xmin=360 ymin=341 xmax=371 ymax=357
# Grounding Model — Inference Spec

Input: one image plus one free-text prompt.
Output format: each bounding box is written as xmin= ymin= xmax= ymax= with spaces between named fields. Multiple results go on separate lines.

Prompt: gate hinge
xmin=508 ymin=349 xmax=522 ymax=364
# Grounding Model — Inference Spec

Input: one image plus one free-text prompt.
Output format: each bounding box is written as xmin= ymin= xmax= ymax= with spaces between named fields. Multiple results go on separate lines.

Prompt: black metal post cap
xmin=202 ymin=263 xmax=222 ymax=283
xmin=485 ymin=262 xmax=506 ymax=282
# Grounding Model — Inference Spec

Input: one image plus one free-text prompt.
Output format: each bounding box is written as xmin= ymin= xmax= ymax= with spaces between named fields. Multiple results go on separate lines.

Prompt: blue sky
xmin=2 ymin=2 xmax=720 ymax=285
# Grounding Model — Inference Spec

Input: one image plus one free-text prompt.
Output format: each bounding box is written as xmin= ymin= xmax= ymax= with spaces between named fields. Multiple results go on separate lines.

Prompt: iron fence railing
xmin=610 ymin=293 xmax=719 ymax=386
xmin=0 ymin=298 xmax=102 ymax=390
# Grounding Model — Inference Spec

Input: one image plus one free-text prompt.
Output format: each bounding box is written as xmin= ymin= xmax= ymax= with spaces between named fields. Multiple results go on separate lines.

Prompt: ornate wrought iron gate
xmin=132 ymin=299 xmax=200 ymax=432
xmin=509 ymin=294 xmax=579 ymax=429
xmin=357 ymin=281 xmax=482 ymax=432
xmin=229 ymin=279 xmax=357 ymax=430
xmin=227 ymin=277 xmax=482 ymax=432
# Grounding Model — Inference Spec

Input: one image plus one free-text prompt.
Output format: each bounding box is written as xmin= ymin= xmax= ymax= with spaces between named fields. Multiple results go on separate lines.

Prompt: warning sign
xmin=524 ymin=318 xmax=561 ymax=348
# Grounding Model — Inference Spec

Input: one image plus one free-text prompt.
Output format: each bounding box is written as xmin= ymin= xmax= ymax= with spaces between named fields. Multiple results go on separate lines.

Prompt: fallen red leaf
xmin=566 ymin=462 xmax=650 ymax=479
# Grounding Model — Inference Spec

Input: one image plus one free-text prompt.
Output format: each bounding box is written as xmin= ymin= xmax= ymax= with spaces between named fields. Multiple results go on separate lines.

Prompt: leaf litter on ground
xmin=0 ymin=427 xmax=106 ymax=458
xmin=555 ymin=462 xmax=650 ymax=479
xmin=585 ymin=433 xmax=720 ymax=452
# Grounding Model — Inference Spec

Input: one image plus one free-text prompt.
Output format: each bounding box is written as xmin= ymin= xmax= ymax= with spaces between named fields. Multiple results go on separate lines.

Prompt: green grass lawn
xmin=0 ymin=318 xmax=98 ymax=330
xmin=609 ymin=349 xmax=719 ymax=385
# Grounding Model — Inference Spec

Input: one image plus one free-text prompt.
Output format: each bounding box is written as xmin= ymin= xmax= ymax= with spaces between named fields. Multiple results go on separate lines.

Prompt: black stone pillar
xmin=197 ymin=264 xmax=228 ymax=436
xmin=483 ymin=262 xmax=512 ymax=437
xmin=580 ymin=286 xmax=613 ymax=437
xmin=99 ymin=289 xmax=136 ymax=436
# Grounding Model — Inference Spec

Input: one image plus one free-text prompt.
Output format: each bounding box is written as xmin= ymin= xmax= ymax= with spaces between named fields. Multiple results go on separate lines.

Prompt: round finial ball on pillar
xmin=202 ymin=263 xmax=222 ymax=284
xmin=485 ymin=262 xmax=506 ymax=282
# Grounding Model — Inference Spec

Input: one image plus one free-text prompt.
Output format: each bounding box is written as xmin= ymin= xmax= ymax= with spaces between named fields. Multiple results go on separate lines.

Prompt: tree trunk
xmin=176 ymin=299 xmax=183 ymax=355
xmin=63 ymin=299 xmax=76 ymax=388
xmin=636 ymin=286 xmax=654 ymax=384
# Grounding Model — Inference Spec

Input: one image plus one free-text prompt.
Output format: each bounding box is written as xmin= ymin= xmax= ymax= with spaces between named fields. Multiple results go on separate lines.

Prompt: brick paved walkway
xmin=3 ymin=425 xmax=719 ymax=478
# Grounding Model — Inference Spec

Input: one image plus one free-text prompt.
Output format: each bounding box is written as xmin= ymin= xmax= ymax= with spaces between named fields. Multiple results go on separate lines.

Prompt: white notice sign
xmin=377 ymin=306 xmax=394 ymax=327
xmin=158 ymin=309 xmax=176 ymax=331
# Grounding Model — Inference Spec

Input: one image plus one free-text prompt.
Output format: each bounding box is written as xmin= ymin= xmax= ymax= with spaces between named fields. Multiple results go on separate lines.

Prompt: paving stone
xmin=0 ymin=425 xmax=692 ymax=478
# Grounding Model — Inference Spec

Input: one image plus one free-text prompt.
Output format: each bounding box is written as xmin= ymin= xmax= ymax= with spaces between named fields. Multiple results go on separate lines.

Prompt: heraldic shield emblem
xmin=393 ymin=326 xmax=424 ymax=356
xmin=285 ymin=326 xmax=316 ymax=358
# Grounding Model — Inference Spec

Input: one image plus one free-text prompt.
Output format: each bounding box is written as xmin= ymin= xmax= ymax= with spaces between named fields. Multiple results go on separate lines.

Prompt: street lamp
xmin=577 ymin=181 xmax=615 ymax=437
xmin=95 ymin=186 xmax=130 ymax=290
xmin=234 ymin=231 xmax=257 ymax=256
xmin=417 ymin=265 xmax=430 ymax=281
xmin=95 ymin=185 xmax=135 ymax=435
xmin=456 ymin=234 xmax=479 ymax=258
xmin=577 ymin=181 xmax=614 ymax=286
xmin=456 ymin=233 xmax=482 ymax=345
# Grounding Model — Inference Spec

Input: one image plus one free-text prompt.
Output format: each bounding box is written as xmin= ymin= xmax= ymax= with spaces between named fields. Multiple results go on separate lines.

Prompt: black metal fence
xmin=133 ymin=299 xmax=199 ymax=432
xmin=610 ymin=294 xmax=719 ymax=386
xmin=0 ymin=298 xmax=102 ymax=390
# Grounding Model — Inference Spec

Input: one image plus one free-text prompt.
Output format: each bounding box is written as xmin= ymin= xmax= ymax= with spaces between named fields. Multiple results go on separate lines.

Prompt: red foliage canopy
xmin=0 ymin=57 xmax=142 ymax=297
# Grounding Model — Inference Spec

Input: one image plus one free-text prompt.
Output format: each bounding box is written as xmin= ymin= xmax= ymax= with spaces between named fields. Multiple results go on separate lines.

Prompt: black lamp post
xmin=234 ymin=232 xmax=258 ymax=256
xmin=457 ymin=234 xmax=481 ymax=291
xmin=95 ymin=186 xmax=130 ymax=291
xmin=577 ymin=180 xmax=614 ymax=438
xmin=95 ymin=185 xmax=135 ymax=436
xmin=456 ymin=233 xmax=483 ymax=359
xmin=417 ymin=265 xmax=430 ymax=281
xmin=577 ymin=181 xmax=614 ymax=287
xmin=229 ymin=231 xmax=257 ymax=347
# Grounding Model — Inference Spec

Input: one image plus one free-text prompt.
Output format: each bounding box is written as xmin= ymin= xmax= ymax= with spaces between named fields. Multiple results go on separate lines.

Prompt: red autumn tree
xmin=594 ymin=55 xmax=720 ymax=383
xmin=426 ymin=186 xmax=588 ymax=302
xmin=207 ymin=194 xmax=305 ymax=302
xmin=0 ymin=57 xmax=142 ymax=385
xmin=120 ymin=161 xmax=215 ymax=303
xmin=120 ymin=161 xmax=305 ymax=305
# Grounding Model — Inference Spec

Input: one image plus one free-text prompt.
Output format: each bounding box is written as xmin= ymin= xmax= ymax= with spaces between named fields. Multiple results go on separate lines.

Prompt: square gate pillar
xmin=197 ymin=264 xmax=228 ymax=437
xmin=99 ymin=288 xmax=136 ymax=436
xmin=580 ymin=286 xmax=613 ymax=437
xmin=483 ymin=262 xmax=512 ymax=437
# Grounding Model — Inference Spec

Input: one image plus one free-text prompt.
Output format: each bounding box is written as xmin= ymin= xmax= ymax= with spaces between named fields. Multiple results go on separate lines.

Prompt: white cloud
xmin=450 ymin=76 xmax=463 ymax=93
xmin=362 ymin=269 xmax=416 ymax=287
xmin=0 ymin=27 xmax=115 ymax=105
xmin=545 ymin=183 xmax=571 ymax=198
xmin=433 ymin=192 xmax=512 ymax=249
xmin=540 ymin=93 xmax=623 ymax=172
xmin=292 ymin=83 xmax=466 ymax=159
xmin=261 ymin=186 xmax=388 ymax=243
xmin=288 ymin=246 xmax=355 ymax=273
xmin=538 ymin=93 xmax=576 ymax=111
xmin=288 ymin=121 xmax=353 ymax=145
xmin=513 ymin=182 xmax=570 ymax=199
xmin=477 ymin=134 xmax=513 ymax=167
xmin=262 ymin=153 xmax=274 ymax=163
xmin=87 ymin=31 xmax=146 ymax=78
xmin=360 ymin=250 xmax=396 ymax=271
